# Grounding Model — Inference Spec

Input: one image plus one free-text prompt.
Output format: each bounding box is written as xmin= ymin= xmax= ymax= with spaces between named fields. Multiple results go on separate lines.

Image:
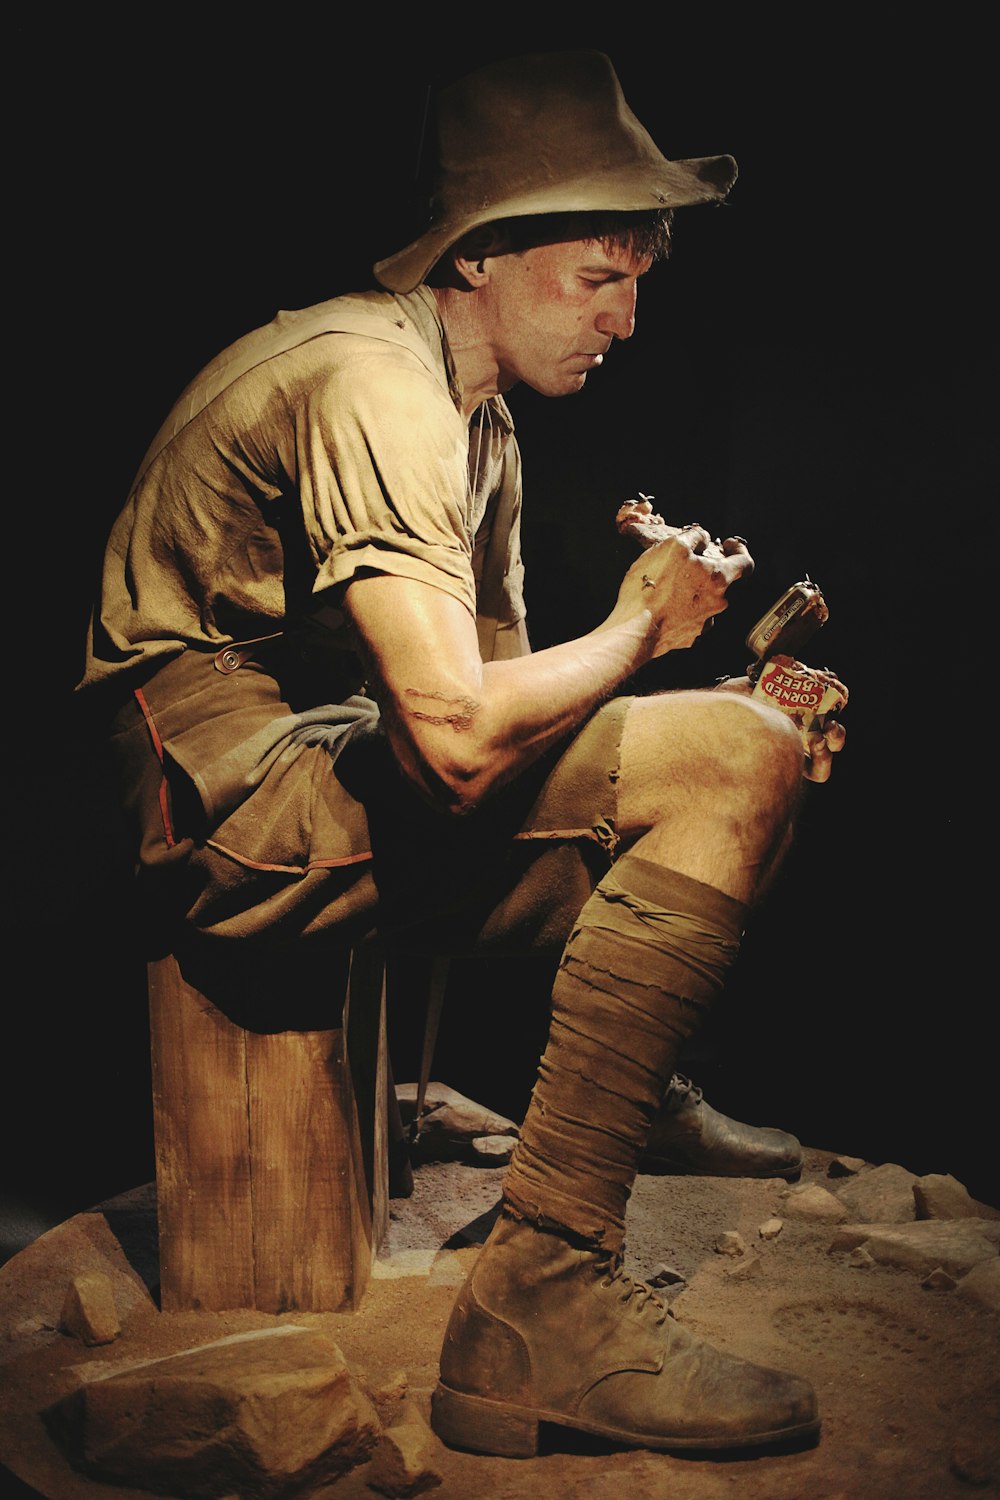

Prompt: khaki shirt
xmin=84 ymin=287 xmax=525 ymax=684
xmin=81 ymin=288 xmax=527 ymax=831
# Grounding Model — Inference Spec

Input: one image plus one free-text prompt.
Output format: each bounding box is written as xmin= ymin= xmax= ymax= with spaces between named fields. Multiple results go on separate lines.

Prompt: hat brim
xmin=374 ymin=153 xmax=737 ymax=293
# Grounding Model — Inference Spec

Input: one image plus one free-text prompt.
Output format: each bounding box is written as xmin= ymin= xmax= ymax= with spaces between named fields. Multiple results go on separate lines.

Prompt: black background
xmin=6 ymin=16 xmax=996 ymax=1251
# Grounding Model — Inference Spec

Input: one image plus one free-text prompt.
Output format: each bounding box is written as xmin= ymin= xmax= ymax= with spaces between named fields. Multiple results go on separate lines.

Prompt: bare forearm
xmin=391 ymin=613 xmax=653 ymax=811
xmin=379 ymin=607 xmax=653 ymax=811
xmin=473 ymin=611 xmax=652 ymax=769
xmin=346 ymin=572 xmax=658 ymax=813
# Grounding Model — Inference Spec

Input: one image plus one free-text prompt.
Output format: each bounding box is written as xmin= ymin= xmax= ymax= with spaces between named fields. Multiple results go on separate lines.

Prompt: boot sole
xmin=432 ymin=1380 xmax=821 ymax=1459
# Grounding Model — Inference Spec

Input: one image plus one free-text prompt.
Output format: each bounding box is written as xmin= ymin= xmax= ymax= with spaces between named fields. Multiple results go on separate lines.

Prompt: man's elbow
xmin=416 ymin=747 xmax=501 ymax=817
xmin=384 ymin=693 xmax=504 ymax=816
xmin=392 ymin=734 xmax=503 ymax=818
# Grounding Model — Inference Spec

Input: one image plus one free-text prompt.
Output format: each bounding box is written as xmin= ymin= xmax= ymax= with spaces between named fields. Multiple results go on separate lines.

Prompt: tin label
xmin=751 ymin=659 xmax=844 ymax=729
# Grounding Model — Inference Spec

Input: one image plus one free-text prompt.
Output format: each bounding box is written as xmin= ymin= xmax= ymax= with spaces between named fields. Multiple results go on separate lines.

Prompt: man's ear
xmin=450 ymin=223 xmax=511 ymax=288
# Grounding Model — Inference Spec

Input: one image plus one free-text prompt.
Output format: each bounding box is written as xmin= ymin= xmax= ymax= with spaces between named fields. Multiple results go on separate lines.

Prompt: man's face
xmin=482 ymin=238 xmax=652 ymax=398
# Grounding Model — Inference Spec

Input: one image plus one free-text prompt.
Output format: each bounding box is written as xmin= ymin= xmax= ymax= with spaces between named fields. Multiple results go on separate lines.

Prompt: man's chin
xmin=532 ymin=372 xmax=589 ymax=398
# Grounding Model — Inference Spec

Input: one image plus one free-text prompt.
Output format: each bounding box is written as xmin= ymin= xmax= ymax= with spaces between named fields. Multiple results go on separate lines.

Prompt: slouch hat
xmin=374 ymin=50 xmax=737 ymax=293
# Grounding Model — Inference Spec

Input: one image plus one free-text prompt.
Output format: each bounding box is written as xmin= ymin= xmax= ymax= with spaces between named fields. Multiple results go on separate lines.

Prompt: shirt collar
xmin=391 ymin=287 xmax=514 ymax=437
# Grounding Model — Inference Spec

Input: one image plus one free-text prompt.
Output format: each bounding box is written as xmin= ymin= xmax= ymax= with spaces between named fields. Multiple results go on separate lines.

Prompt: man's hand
xmin=794 ymin=660 xmax=848 ymax=782
xmin=721 ymin=657 xmax=848 ymax=784
xmin=803 ymin=714 xmax=847 ymax=783
xmin=611 ymin=523 xmax=754 ymax=659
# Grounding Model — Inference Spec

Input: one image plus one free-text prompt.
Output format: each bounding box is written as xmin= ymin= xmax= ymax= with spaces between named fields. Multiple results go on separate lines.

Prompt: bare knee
xmin=618 ymin=689 xmax=803 ymax=833
xmin=709 ymin=692 xmax=803 ymax=808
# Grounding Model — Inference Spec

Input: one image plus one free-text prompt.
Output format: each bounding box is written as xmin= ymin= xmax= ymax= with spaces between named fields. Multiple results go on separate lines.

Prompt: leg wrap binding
xmin=504 ymin=854 xmax=746 ymax=1250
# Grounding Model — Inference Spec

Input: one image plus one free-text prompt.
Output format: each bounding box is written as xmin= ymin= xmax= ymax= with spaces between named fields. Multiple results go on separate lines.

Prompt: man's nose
xmin=595 ymin=281 xmax=638 ymax=340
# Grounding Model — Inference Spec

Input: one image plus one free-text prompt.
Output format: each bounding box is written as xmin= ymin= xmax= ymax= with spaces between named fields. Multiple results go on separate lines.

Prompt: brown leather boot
xmin=432 ymin=1215 xmax=819 ymax=1457
xmin=640 ymin=1074 xmax=803 ymax=1180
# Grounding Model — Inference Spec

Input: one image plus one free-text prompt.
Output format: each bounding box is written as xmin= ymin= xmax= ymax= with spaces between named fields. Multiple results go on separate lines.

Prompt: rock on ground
xmin=43 ymin=1325 xmax=381 ymax=1498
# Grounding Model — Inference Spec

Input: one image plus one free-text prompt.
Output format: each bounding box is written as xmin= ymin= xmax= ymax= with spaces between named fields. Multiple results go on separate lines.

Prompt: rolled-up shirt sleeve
xmin=297 ymin=337 xmax=477 ymax=616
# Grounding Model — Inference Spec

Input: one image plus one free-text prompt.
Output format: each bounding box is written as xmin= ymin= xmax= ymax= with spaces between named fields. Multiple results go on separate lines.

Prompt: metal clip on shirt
xmin=213 ymin=633 xmax=284 ymax=675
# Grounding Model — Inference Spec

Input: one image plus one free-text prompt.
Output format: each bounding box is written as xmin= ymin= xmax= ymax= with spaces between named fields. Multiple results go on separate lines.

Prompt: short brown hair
xmin=498 ymin=208 xmax=674 ymax=262
xmin=430 ymin=208 xmax=674 ymax=286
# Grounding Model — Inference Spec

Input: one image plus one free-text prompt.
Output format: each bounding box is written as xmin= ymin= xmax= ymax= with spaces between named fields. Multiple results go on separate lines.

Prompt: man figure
xmin=80 ymin=51 xmax=845 ymax=1455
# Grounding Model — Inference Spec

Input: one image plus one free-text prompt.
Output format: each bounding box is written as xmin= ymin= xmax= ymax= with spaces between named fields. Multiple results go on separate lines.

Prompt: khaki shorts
xmin=105 ymin=657 xmax=631 ymax=966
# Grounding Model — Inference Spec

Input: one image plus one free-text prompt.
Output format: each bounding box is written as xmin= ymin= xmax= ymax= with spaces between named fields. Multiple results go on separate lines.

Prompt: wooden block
xmin=345 ymin=938 xmax=390 ymax=1251
xmin=148 ymin=940 xmax=388 ymax=1314
xmin=148 ymin=953 xmax=256 ymax=1312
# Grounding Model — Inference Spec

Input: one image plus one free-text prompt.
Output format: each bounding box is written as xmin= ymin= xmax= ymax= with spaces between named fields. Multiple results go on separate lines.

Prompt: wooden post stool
xmin=147 ymin=933 xmax=391 ymax=1314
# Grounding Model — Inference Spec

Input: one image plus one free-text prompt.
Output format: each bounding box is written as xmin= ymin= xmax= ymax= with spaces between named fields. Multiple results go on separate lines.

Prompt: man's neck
xmin=431 ymin=285 xmax=513 ymax=418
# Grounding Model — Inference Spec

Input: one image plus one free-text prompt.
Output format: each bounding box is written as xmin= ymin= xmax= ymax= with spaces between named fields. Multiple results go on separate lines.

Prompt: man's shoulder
xmin=220 ymin=288 xmax=446 ymax=384
xmin=269 ymin=288 xmax=423 ymax=343
xmin=136 ymin=288 xmax=454 ymax=486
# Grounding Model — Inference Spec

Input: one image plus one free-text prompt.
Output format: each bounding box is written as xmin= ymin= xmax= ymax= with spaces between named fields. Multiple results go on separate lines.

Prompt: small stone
xmin=60 ymin=1272 xmax=120 ymax=1347
xmin=366 ymin=1400 xmax=442 ymax=1497
xmin=914 ymin=1173 xmax=1000 ymax=1222
xmin=827 ymin=1154 xmax=866 ymax=1177
xmin=780 ymin=1184 xmax=848 ymax=1222
xmin=758 ymin=1218 xmax=783 ymax=1240
xmin=921 ymin=1266 xmax=958 ymax=1291
xmin=648 ymin=1262 xmax=686 ymax=1287
xmin=714 ymin=1231 xmax=745 ymax=1257
xmin=848 ymin=1247 xmax=876 ymax=1269
xmin=724 ymin=1251 xmax=763 ymax=1280
xmin=833 ymin=1162 xmax=917 ymax=1223
xmin=469 ymin=1134 xmax=516 ymax=1163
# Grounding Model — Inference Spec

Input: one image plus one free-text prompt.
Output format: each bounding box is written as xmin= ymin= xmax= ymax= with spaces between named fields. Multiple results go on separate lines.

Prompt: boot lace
xmin=663 ymin=1072 xmax=704 ymax=1111
xmin=595 ymin=1253 xmax=669 ymax=1325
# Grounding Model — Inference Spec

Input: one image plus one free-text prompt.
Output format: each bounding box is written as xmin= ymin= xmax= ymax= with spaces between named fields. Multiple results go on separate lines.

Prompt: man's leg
xmin=623 ymin=691 xmax=804 ymax=1179
xmin=432 ymin=690 xmax=820 ymax=1456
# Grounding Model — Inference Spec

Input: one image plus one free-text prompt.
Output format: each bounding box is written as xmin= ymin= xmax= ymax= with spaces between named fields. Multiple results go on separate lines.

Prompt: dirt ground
xmin=1 ymin=1144 xmax=998 ymax=1500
